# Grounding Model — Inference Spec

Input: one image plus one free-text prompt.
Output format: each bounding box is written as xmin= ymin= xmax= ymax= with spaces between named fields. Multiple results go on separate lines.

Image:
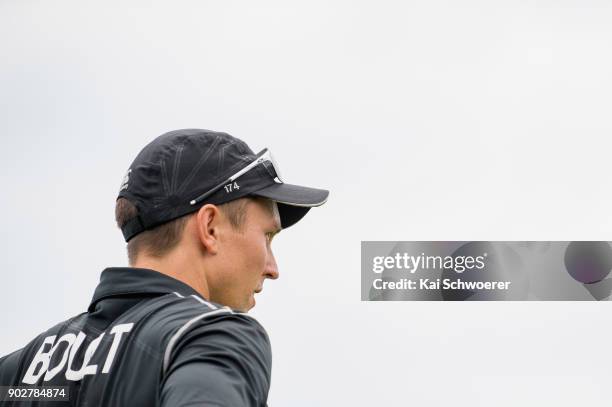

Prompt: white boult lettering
xmin=102 ymin=323 xmax=134 ymax=373
xmin=44 ymin=333 xmax=77 ymax=381
xmin=65 ymin=332 xmax=105 ymax=381
xmin=21 ymin=322 xmax=134 ymax=384
xmin=22 ymin=335 xmax=56 ymax=384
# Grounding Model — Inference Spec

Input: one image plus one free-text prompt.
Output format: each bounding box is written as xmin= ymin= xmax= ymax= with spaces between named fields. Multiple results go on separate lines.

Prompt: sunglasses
xmin=189 ymin=148 xmax=282 ymax=206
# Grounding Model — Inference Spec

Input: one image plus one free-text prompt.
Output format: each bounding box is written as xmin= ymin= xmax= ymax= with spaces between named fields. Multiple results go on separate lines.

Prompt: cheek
xmin=245 ymin=237 xmax=268 ymax=272
xmin=230 ymin=233 xmax=267 ymax=279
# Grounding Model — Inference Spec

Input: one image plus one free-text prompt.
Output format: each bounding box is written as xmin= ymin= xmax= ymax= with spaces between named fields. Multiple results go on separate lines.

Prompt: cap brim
xmin=251 ymin=182 xmax=329 ymax=229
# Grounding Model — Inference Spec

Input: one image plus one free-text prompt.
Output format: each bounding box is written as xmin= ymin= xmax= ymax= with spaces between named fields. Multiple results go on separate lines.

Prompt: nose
xmin=265 ymin=252 xmax=279 ymax=280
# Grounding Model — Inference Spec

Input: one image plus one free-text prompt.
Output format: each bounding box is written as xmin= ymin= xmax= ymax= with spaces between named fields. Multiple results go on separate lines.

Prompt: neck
xmin=132 ymin=249 xmax=210 ymax=300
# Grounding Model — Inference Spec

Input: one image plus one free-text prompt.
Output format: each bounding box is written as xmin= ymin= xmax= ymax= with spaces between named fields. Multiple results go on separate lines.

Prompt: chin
xmin=230 ymin=297 xmax=254 ymax=312
xmin=246 ymin=294 xmax=256 ymax=311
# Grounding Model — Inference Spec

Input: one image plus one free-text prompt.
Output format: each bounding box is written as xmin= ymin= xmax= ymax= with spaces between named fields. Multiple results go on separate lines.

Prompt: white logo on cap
xmin=119 ymin=169 xmax=131 ymax=192
xmin=224 ymin=182 xmax=240 ymax=193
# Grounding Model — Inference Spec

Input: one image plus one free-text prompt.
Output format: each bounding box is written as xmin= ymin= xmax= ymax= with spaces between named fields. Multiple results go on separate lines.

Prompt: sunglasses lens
xmin=267 ymin=151 xmax=282 ymax=181
xmin=262 ymin=160 xmax=281 ymax=181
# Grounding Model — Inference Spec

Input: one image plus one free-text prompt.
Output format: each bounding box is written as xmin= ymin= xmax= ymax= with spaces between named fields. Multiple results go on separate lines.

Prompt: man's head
xmin=115 ymin=129 xmax=328 ymax=311
xmin=193 ymin=197 xmax=281 ymax=311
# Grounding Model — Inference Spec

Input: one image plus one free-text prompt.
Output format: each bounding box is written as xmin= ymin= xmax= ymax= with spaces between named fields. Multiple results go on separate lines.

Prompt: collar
xmin=88 ymin=267 xmax=202 ymax=312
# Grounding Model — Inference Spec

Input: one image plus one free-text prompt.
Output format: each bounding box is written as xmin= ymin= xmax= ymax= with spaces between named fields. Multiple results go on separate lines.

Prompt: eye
xmin=265 ymin=232 xmax=276 ymax=243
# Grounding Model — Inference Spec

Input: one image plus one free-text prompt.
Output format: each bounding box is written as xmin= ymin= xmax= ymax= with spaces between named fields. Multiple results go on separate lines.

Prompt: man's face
xmin=208 ymin=198 xmax=281 ymax=311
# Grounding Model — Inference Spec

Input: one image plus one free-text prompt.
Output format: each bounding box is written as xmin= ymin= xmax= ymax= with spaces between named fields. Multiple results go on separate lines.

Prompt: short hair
xmin=115 ymin=197 xmax=274 ymax=265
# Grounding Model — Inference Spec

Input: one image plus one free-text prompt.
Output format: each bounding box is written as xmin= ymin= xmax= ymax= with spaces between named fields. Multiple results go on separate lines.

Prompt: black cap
xmin=117 ymin=129 xmax=329 ymax=242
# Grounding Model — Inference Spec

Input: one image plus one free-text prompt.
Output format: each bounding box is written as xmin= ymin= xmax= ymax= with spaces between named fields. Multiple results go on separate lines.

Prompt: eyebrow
xmin=272 ymin=218 xmax=281 ymax=234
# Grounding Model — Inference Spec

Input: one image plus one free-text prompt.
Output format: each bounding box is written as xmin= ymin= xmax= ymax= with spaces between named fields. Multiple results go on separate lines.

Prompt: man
xmin=0 ymin=129 xmax=328 ymax=406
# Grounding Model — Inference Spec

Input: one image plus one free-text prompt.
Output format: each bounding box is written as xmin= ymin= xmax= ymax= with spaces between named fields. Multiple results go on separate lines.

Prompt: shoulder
xmin=159 ymin=309 xmax=272 ymax=406
xmin=0 ymin=348 xmax=24 ymax=385
xmin=180 ymin=309 xmax=270 ymax=353
xmin=126 ymin=292 xmax=272 ymax=380
xmin=162 ymin=302 xmax=272 ymax=374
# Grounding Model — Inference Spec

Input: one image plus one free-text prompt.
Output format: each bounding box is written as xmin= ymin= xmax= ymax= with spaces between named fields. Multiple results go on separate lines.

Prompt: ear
xmin=195 ymin=204 xmax=221 ymax=255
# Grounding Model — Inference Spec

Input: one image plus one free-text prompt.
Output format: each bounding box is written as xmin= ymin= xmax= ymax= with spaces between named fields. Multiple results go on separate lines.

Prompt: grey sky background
xmin=1 ymin=1 xmax=612 ymax=405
